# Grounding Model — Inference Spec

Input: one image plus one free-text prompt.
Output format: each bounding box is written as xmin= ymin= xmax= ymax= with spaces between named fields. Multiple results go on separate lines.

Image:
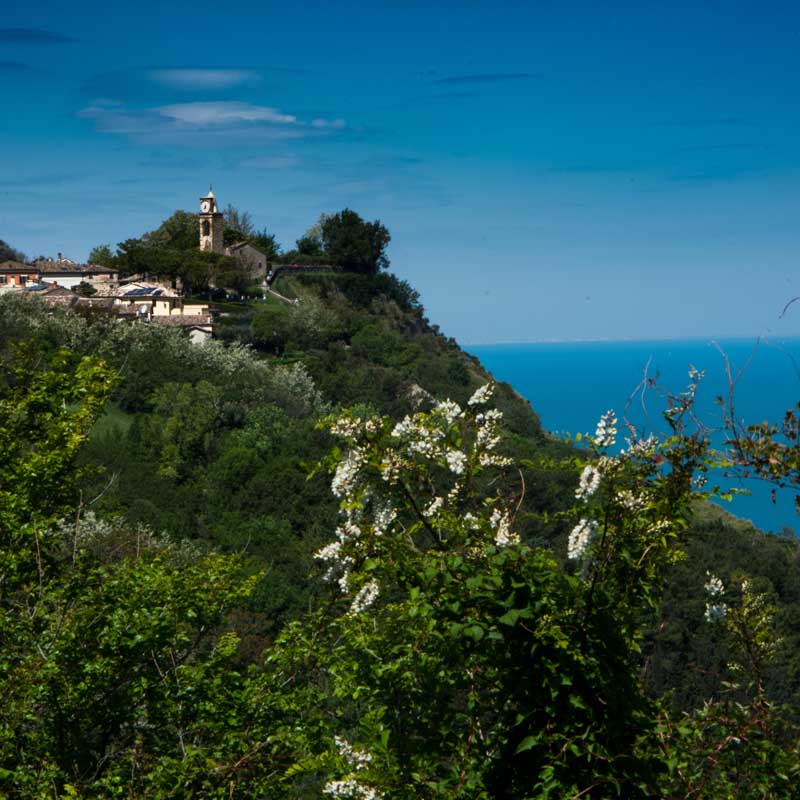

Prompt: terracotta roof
xmin=227 ymin=241 xmax=266 ymax=255
xmin=0 ymin=260 xmax=37 ymax=273
xmin=37 ymin=263 xmax=117 ymax=275
xmin=25 ymin=283 xmax=79 ymax=306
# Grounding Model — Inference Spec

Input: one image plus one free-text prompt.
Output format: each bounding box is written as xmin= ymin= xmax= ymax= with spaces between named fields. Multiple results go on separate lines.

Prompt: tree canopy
xmin=0 ymin=239 xmax=26 ymax=263
xmin=320 ymin=209 xmax=391 ymax=274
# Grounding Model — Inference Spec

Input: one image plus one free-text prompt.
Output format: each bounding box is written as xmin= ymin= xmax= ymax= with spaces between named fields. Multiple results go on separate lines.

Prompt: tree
xmin=320 ymin=209 xmax=391 ymax=274
xmin=87 ymin=244 xmax=116 ymax=267
xmin=0 ymin=347 xmax=262 ymax=797
xmin=252 ymin=228 xmax=282 ymax=261
xmin=141 ymin=210 xmax=198 ymax=252
xmin=223 ymin=204 xmax=255 ymax=238
xmin=296 ymin=221 xmax=324 ymax=257
xmin=0 ymin=239 xmax=26 ymax=263
xmin=74 ymin=281 xmax=97 ymax=297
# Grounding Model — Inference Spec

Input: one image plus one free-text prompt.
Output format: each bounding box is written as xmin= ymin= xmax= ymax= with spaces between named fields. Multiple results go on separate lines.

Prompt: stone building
xmin=198 ymin=188 xmax=268 ymax=282
xmin=225 ymin=241 xmax=268 ymax=283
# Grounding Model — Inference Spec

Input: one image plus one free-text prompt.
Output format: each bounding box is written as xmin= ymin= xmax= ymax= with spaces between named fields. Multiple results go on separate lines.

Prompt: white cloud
xmin=148 ymin=69 xmax=259 ymax=90
xmin=157 ymin=101 xmax=296 ymax=126
xmin=311 ymin=117 xmax=346 ymax=129
xmin=78 ymin=100 xmax=346 ymax=147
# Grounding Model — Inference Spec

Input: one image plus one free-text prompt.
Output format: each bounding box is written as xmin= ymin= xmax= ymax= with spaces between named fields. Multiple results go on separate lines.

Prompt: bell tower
xmin=199 ymin=187 xmax=224 ymax=254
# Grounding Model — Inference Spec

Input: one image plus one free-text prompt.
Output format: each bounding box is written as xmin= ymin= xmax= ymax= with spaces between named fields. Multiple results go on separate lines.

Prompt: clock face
xmin=201 ymin=200 xmax=210 ymax=213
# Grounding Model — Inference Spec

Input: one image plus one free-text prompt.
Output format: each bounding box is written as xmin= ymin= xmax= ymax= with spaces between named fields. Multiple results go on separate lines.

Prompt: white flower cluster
xmin=320 ymin=392 xmax=519 ymax=601
xmin=323 ymin=738 xmax=383 ymax=800
xmin=316 ymin=531 xmax=354 ymax=592
xmin=475 ymin=408 xmax=512 ymax=466
xmin=594 ymin=410 xmax=618 ymax=448
xmin=617 ymin=489 xmax=647 ymax=512
xmin=435 ymin=399 xmax=463 ymax=424
xmin=646 ymin=519 xmax=671 ymax=535
xmin=575 ymin=465 xmax=601 ymax=501
xmin=334 ymin=737 xmax=372 ymax=769
xmin=567 ymin=518 xmax=599 ymax=560
xmin=622 ymin=434 xmax=658 ymax=459
xmin=332 ymin=450 xmax=366 ymax=498
xmin=445 ymin=449 xmax=467 ymax=475
xmin=330 ymin=416 xmax=381 ymax=443
xmin=688 ymin=365 xmax=705 ymax=384
xmin=704 ymin=571 xmax=727 ymax=623
xmin=349 ymin=579 xmax=380 ymax=615
xmin=373 ymin=503 xmax=396 ymax=536
xmin=323 ymin=779 xmax=382 ymax=800
xmin=391 ymin=415 xmax=446 ymax=458
xmin=463 ymin=512 xmax=480 ymax=530
xmin=423 ymin=496 xmax=444 ymax=519
xmin=468 ymin=382 xmax=495 ymax=406
xmin=490 ymin=508 xmax=520 ymax=547
xmin=479 ymin=451 xmax=513 ymax=468
xmin=379 ymin=453 xmax=403 ymax=485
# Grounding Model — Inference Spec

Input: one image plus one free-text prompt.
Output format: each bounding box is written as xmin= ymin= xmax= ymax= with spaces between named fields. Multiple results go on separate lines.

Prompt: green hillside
xmin=2 ymin=249 xmax=800 ymax=796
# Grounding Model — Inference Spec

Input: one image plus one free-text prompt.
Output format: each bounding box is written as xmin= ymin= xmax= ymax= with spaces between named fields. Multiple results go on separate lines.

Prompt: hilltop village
xmin=0 ymin=189 xmax=347 ymax=342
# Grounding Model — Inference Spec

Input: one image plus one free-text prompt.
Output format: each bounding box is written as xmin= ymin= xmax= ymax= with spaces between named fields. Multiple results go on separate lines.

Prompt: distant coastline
xmin=464 ymin=334 xmax=800 ymax=347
xmin=470 ymin=338 xmax=800 ymax=535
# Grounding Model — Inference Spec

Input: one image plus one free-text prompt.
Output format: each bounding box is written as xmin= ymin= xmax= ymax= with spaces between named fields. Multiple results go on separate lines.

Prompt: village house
xmin=34 ymin=255 xmax=119 ymax=291
xmin=24 ymin=282 xmax=81 ymax=308
xmin=0 ymin=261 xmax=40 ymax=291
xmin=108 ymin=281 xmax=214 ymax=343
xmin=225 ymin=240 xmax=268 ymax=282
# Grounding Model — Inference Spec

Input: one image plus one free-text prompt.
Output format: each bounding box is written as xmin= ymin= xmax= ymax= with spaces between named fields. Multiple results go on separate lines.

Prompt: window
xmin=20 ymin=276 xmax=27 ymax=285
xmin=202 ymin=220 xmax=210 ymax=236
xmin=0 ymin=276 xmax=6 ymax=284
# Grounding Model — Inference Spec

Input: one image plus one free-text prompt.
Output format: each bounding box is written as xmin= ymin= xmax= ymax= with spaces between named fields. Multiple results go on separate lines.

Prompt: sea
xmin=469 ymin=338 xmax=800 ymax=535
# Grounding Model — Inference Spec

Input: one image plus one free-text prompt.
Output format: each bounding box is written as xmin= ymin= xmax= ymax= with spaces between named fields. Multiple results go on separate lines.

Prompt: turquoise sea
xmin=469 ymin=339 xmax=800 ymax=535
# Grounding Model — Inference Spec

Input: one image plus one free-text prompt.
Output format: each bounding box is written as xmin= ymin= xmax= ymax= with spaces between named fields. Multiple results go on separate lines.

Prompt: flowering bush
xmin=254 ymin=384 xmax=732 ymax=798
xmin=246 ymin=375 xmax=800 ymax=800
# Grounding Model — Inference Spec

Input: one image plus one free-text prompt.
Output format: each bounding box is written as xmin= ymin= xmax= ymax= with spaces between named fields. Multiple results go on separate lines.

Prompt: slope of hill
xmin=2 ymin=267 xmax=800 ymax=797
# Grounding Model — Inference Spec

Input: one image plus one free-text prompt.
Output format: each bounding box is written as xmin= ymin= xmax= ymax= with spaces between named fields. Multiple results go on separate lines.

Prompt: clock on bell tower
xmin=199 ymin=187 xmax=224 ymax=254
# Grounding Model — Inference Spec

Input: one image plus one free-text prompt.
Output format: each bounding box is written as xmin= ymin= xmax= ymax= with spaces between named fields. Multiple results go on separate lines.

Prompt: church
xmin=199 ymin=189 xmax=268 ymax=283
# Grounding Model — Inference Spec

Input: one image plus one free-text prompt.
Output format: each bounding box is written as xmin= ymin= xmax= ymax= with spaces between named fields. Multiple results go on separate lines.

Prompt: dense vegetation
xmin=88 ymin=206 xmax=391 ymax=291
xmin=2 ymin=218 xmax=800 ymax=797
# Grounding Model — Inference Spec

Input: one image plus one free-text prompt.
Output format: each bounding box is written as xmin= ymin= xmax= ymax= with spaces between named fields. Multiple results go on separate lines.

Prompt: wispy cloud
xmin=157 ymin=101 xmax=296 ymax=125
xmin=82 ymin=66 xmax=296 ymax=101
xmin=0 ymin=28 xmax=75 ymax=44
xmin=148 ymin=69 xmax=260 ymax=90
xmin=310 ymin=117 xmax=346 ymax=129
xmin=79 ymin=100 xmax=346 ymax=146
xmin=433 ymin=73 xmax=537 ymax=85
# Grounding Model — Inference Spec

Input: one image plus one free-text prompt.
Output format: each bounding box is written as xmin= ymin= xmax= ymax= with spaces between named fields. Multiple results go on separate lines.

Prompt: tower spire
xmin=199 ymin=187 xmax=223 ymax=254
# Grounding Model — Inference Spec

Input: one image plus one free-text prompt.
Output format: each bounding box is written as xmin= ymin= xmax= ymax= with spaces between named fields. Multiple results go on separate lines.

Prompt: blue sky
xmin=2 ymin=0 xmax=800 ymax=343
